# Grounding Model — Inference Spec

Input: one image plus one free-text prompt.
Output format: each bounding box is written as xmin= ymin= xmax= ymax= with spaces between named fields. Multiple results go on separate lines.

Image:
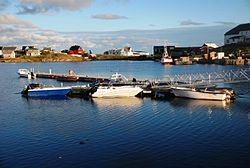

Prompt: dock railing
xmin=160 ymin=68 xmax=250 ymax=86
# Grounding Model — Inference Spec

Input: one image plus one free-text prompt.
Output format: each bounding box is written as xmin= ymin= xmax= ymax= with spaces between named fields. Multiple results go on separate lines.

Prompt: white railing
xmin=161 ymin=68 xmax=250 ymax=85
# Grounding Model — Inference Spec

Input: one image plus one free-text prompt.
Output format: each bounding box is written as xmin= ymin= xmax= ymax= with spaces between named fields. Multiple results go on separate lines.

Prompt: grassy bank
xmin=0 ymin=53 xmax=153 ymax=63
xmin=0 ymin=53 xmax=84 ymax=63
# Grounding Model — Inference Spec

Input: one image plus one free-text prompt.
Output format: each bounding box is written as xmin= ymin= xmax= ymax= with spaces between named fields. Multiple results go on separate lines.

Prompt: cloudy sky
xmin=0 ymin=0 xmax=249 ymax=53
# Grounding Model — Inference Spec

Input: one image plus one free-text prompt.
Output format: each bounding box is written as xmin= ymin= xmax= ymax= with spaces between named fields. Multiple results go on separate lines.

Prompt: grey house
xmin=224 ymin=23 xmax=250 ymax=45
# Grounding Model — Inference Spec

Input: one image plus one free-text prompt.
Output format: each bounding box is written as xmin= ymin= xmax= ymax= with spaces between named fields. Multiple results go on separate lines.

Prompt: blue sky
xmin=0 ymin=0 xmax=249 ymax=53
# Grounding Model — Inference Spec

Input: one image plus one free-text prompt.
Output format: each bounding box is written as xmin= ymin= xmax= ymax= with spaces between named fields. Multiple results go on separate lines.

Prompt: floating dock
xmin=20 ymin=68 xmax=250 ymax=100
xmin=35 ymin=72 xmax=109 ymax=82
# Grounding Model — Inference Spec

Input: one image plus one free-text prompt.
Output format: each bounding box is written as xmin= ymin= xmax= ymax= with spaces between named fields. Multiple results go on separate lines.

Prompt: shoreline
xmin=0 ymin=54 xmax=153 ymax=63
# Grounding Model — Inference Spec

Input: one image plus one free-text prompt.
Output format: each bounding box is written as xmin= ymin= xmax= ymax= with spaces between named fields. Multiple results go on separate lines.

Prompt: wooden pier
xmin=23 ymin=68 xmax=250 ymax=99
xmin=35 ymin=72 xmax=109 ymax=82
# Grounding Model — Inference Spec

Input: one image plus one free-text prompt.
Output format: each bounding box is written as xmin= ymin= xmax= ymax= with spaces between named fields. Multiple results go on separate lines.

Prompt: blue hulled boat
xmin=22 ymin=83 xmax=72 ymax=97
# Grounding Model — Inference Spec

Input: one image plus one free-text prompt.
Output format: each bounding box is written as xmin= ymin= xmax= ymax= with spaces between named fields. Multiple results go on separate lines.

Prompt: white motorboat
xmin=171 ymin=86 xmax=233 ymax=101
xmin=18 ymin=69 xmax=36 ymax=79
xmin=91 ymin=85 xmax=143 ymax=98
xmin=18 ymin=69 xmax=30 ymax=77
xmin=110 ymin=72 xmax=129 ymax=82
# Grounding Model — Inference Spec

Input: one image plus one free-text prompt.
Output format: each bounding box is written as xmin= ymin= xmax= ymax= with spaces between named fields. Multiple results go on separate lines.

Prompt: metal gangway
xmin=161 ymin=68 xmax=250 ymax=85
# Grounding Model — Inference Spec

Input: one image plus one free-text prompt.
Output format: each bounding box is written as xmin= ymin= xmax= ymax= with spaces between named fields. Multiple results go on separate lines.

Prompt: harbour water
xmin=0 ymin=61 xmax=250 ymax=168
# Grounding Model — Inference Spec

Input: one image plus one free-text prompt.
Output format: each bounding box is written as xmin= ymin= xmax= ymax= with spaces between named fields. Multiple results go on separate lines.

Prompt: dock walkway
xmin=160 ymin=68 xmax=250 ymax=85
xmin=35 ymin=72 xmax=109 ymax=82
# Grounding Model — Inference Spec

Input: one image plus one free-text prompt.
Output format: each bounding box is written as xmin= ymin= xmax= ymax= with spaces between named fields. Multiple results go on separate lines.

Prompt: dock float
xmin=35 ymin=72 xmax=109 ymax=82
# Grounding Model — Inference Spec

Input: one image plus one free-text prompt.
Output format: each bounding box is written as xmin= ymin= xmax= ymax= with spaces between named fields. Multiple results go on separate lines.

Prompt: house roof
xmin=27 ymin=48 xmax=39 ymax=51
xmin=2 ymin=50 xmax=15 ymax=54
xmin=202 ymin=43 xmax=219 ymax=48
xmin=225 ymin=23 xmax=250 ymax=35
xmin=69 ymin=45 xmax=82 ymax=50
xmin=3 ymin=47 xmax=17 ymax=51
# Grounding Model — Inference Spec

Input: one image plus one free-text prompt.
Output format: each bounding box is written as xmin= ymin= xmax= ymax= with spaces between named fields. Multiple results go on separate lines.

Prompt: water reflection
xmin=91 ymin=97 xmax=143 ymax=109
xmin=22 ymin=96 xmax=70 ymax=107
xmin=169 ymin=98 xmax=232 ymax=112
xmin=23 ymin=95 xmax=69 ymax=100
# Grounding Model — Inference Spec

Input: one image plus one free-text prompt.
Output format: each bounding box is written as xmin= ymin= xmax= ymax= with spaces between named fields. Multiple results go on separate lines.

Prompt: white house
xmin=2 ymin=47 xmax=17 ymax=58
xmin=224 ymin=23 xmax=250 ymax=45
xmin=133 ymin=51 xmax=150 ymax=56
xmin=105 ymin=47 xmax=150 ymax=57
xmin=106 ymin=46 xmax=134 ymax=56
xmin=26 ymin=48 xmax=41 ymax=56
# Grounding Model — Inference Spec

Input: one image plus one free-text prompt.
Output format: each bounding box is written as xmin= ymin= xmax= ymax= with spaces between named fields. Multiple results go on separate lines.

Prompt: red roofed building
xmin=68 ymin=45 xmax=84 ymax=56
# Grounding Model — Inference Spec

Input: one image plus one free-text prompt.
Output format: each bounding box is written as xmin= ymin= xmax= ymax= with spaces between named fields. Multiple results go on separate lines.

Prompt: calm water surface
xmin=0 ymin=61 xmax=250 ymax=168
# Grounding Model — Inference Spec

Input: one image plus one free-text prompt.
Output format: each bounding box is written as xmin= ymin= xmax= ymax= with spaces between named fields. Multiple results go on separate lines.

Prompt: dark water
xmin=0 ymin=61 xmax=250 ymax=168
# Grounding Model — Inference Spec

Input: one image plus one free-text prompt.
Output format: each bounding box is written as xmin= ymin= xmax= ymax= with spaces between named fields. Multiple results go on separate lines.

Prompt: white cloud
xmin=101 ymin=0 xmax=131 ymax=5
xmin=92 ymin=14 xmax=128 ymax=20
xmin=214 ymin=21 xmax=236 ymax=25
xmin=17 ymin=0 xmax=93 ymax=14
xmin=0 ymin=14 xmax=37 ymax=28
xmin=0 ymin=23 xmax=231 ymax=53
xmin=180 ymin=19 xmax=204 ymax=26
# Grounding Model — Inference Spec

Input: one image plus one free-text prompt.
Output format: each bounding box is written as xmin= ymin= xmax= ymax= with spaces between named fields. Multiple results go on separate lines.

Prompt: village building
xmin=132 ymin=51 xmax=150 ymax=57
xmin=68 ymin=45 xmax=84 ymax=56
xmin=22 ymin=46 xmax=34 ymax=51
xmin=153 ymin=45 xmax=200 ymax=62
xmin=200 ymin=43 xmax=219 ymax=60
xmin=224 ymin=23 xmax=250 ymax=45
xmin=0 ymin=46 xmax=3 ymax=57
xmin=153 ymin=46 xmax=167 ymax=59
xmin=42 ymin=47 xmax=54 ymax=53
xmin=105 ymin=47 xmax=134 ymax=56
xmin=26 ymin=48 xmax=41 ymax=56
xmin=2 ymin=47 xmax=17 ymax=58
xmin=104 ymin=46 xmax=149 ymax=57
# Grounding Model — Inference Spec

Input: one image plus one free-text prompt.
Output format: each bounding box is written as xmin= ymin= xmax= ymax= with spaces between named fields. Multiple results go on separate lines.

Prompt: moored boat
xmin=161 ymin=56 xmax=173 ymax=65
xmin=170 ymin=86 xmax=234 ymax=101
xmin=91 ymin=85 xmax=143 ymax=98
xmin=18 ymin=69 xmax=36 ymax=79
xmin=22 ymin=83 xmax=72 ymax=97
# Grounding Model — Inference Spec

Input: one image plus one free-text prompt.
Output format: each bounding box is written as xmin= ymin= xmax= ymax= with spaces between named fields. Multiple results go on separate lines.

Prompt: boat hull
xmin=171 ymin=88 xmax=229 ymax=100
xmin=91 ymin=86 xmax=143 ymax=98
xmin=28 ymin=87 xmax=72 ymax=97
xmin=161 ymin=56 xmax=173 ymax=65
xmin=18 ymin=69 xmax=30 ymax=78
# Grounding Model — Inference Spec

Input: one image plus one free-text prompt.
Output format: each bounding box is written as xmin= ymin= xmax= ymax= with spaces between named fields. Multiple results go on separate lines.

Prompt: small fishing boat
xmin=22 ymin=83 xmax=72 ymax=97
xmin=170 ymin=86 xmax=233 ymax=101
xmin=18 ymin=69 xmax=30 ymax=77
xmin=160 ymin=48 xmax=173 ymax=65
xmin=161 ymin=56 xmax=173 ymax=65
xmin=18 ymin=69 xmax=36 ymax=79
xmin=91 ymin=85 xmax=143 ymax=98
